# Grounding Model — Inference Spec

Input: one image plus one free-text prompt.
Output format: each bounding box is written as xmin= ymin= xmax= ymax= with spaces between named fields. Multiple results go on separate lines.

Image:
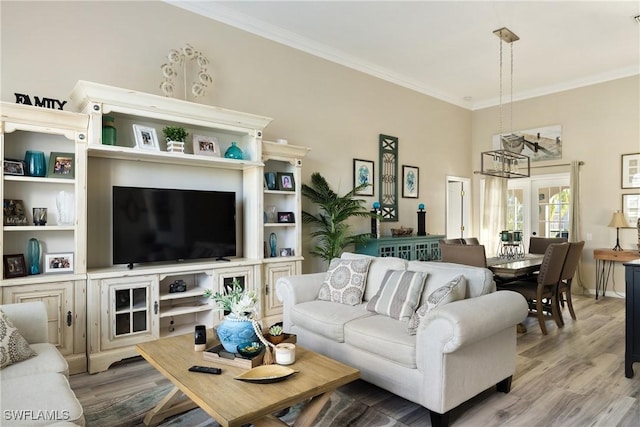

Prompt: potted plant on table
xmin=266 ymin=324 xmax=285 ymax=345
xmin=205 ymin=278 xmax=259 ymax=353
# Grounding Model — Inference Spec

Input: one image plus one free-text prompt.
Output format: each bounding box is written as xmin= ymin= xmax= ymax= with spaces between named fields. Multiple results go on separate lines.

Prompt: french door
xmin=507 ymin=173 xmax=570 ymax=249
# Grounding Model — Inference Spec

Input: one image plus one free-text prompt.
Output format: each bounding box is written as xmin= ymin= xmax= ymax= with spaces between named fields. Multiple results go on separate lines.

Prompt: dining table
xmin=486 ymin=253 xmax=545 ymax=279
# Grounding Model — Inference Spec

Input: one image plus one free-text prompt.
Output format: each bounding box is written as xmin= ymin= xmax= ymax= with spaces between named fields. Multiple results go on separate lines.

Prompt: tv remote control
xmin=188 ymin=365 xmax=222 ymax=375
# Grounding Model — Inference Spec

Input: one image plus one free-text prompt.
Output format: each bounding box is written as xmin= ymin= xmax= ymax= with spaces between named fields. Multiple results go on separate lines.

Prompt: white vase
xmin=56 ymin=191 xmax=75 ymax=226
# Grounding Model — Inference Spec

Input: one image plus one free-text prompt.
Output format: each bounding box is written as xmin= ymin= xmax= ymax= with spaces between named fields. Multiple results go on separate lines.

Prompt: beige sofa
xmin=0 ymin=302 xmax=84 ymax=426
xmin=277 ymin=253 xmax=528 ymax=427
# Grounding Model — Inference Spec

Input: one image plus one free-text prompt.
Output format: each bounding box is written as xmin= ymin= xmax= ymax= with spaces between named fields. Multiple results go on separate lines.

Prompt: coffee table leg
xmin=143 ymin=385 xmax=198 ymax=427
xmin=252 ymin=391 xmax=334 ymax=427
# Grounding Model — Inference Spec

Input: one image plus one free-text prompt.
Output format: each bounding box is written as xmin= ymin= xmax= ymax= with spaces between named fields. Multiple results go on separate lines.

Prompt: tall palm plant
xmin=301 ymin=172 xmax=376 ymax=262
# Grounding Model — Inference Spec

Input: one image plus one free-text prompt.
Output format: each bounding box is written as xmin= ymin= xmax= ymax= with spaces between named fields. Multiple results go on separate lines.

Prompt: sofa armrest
xmin=276 ymin=272 xmax=325 ymax=330
xmin=418 ymin=290 xmax=528 ymax=354
xmin=0 ymin=301 xmax=49 ymax=344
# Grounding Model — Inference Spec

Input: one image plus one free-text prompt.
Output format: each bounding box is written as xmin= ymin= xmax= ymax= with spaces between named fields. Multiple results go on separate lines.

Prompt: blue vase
xmin=269 ymin=233 xmax=277 ymax=257
xmin=27 ymin=238 xmax=40 ymax=275
xmin=216 ymin=314 xmax=258 ymax=353
xmin=224 ymin=142 xmax=243 ymax=160
xmin=24 ymin=151 xmax=46 ymax=177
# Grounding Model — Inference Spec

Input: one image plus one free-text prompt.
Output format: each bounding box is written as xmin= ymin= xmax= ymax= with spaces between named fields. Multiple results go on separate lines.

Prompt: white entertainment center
xmin=0 ymin=81 xmax=309 ymax=374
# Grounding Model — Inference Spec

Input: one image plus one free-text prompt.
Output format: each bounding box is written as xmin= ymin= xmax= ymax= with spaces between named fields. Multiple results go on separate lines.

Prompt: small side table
xmin=594 ymin=249 xmax=640 ymax=299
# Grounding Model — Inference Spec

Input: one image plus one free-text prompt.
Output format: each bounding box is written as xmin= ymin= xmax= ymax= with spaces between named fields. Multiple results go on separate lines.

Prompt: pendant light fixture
xmin=480 ymin=27 xmax=530 ymax=179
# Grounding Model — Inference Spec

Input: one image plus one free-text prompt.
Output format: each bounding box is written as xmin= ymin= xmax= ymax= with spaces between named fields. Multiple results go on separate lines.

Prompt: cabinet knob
xmin=154 ymin=301 xmax=159 ymax=315
xmin=66 ymin=311 xmax=72 ymax=327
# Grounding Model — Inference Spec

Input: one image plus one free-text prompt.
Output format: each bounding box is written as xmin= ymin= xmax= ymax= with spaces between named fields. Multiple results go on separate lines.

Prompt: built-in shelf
xmin=4 ymin=225 xmax=75 ymax=232
xmin=264 ymin=223 xmax=297 ymax=228
xmin=159 ymin=287 xmax=208 ymax=301
xmin=4 ymin=176 xmax=75 ymax=185
xmin=159 ymin=302 xmax=211 ymax=318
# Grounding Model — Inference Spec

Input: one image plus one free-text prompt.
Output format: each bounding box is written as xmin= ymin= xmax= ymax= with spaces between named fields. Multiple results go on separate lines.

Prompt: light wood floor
xmin=69 ymin=294 xmax=640 ymax=426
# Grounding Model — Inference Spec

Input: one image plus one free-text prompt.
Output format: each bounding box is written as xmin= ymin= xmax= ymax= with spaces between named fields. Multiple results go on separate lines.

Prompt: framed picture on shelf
xmin=44 ymin=253 xmax=74 ymax=273
xmin=133 ymin=124 xmax=160 ymax=151
xmin=621 ymin=153 xmax=640 ymax=189
xmin=277 ymin=211 xmax=295 ymax=223
xmin=47 ymin=152 xmax=75 ymax=179
xmin=277 ymin=172 xmax=295 ymax=191
xmin=280 ymin=248 xmax=294 ymax=257
xmin=353 ymin=159 xmax=374 ymax=196
xmin=3 ymin=159 xmax=25 ymax=176
xmin=3 ymin=254 xmax=27 ymax=278
xmin=265 ymin=172 xmax=277 ymax=190
xmin=3 ymin=199 xmax=28 ymax=226
xmin=192 ymin=134 xmax=221 ymax=157
xmin=402 ymin=165 xmax=419 ymax=198
xmin=622 ymin=194 xmax=640 ymax=226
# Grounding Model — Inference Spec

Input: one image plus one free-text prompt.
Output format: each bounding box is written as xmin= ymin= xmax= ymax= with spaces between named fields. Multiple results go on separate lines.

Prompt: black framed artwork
xmin=353 ymin=159 xmax=374 ymax=196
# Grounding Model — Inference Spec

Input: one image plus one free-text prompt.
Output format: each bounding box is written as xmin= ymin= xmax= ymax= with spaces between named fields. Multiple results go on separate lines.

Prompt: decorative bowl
xmin=237 ymin=341 xmax=264 ymax=358
xmin=391 ymin=227 xmax=413 ymax=237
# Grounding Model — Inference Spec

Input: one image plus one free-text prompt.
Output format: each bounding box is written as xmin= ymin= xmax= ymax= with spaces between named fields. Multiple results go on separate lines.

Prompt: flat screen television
xmin=112 ymin=186 xmax=236 ymax=266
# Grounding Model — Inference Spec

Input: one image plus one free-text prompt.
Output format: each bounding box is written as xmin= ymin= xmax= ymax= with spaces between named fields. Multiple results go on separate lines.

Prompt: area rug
xmin=83 ymin=382 xmax=409 ymax=427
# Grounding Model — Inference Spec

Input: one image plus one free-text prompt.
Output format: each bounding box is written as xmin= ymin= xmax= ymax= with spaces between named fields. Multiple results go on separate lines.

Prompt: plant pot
xmin=266 ymin=333 xmax=285 ymax=345
xmin=215 ymin=314 xmax=258 ymax=353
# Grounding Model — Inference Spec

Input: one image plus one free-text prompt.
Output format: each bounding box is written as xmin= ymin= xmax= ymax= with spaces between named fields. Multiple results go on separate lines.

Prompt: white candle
xmin=275 ymin=343 xmax=296 ymax=365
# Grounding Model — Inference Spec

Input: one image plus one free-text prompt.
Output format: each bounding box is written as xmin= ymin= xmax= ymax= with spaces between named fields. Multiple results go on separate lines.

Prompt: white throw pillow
xmin=407 ymin=275 xmax=466 ymax=335
xmin=366 ymin=270 xmax=428 ymax=321
xmin=317 ymin=258 xmax=372 ymax=305
xmin=0 ymin=309 xmax=37 ymax=369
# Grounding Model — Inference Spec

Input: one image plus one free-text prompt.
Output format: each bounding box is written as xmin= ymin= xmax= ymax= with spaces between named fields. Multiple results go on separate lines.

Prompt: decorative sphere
xmin=418 ymin=203 xmax=425 ymax=210
xmin=373 ymin=202 xmax=380 ymax=209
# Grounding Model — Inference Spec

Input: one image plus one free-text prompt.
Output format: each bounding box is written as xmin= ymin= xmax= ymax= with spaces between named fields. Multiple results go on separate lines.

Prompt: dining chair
xmin=498 ymin=242 xmax=569 ymax=335
xmin=557 ymin=241 xmax=585 ymax=324
xmin=440 ymin=244 xmax=487 ymax=268
xmin=439 ymin=238 xmax=466 ymax=245
xmin=528 ymin=236 xmax=568 ymax=254
xmin=463 ymin=237 xmax=480 ymax=245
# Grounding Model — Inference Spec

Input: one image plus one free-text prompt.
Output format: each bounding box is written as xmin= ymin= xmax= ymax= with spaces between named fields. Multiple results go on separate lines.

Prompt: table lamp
xmin=608 ymin=210 xmax=629 ymax=251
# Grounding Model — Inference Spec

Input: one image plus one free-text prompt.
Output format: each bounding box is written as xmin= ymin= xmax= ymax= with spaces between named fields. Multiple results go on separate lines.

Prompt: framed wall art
xmin=133 ymin=124 xmax=160 ymax=151
xmin=3 ymin=254 xmax=27 ymax=278
xmin=622 ymin=194 xmax=640 ymax=226
xmin=3 ymin=199 xmax=28 ymax=226
xmin=402 ymin=165 xmax=419 ymax=198
xmin=44 ymin=252 xmax=74 ymax=273
xmin=193 ymin=134 xmax=220 ymax=157
xmin=353 ymin=159 xmax=374 ymax=196
xmin=621 ymin=153 xmax=640 ymax=189
xmin=47 ymin=152 xmax=75 ymax=178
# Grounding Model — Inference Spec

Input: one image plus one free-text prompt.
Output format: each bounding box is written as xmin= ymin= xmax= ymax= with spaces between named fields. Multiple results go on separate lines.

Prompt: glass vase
xmin=24 ymin=151 xmax=47 ymax=177
xmin=224 ymin=142 xmax=243 ymax=160
xmin=56 ymin=191 xmax=75 ymax=225
xmin=269 ymin=233 xmax=277 ymax=257
xmin=27 ymin=238 xmax=41 ymax=275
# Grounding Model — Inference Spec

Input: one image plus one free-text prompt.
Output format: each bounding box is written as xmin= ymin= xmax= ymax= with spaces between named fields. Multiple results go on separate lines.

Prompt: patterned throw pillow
xmin=0 ymin=309 xmax=37 ymax=369
xmin=366 ymin=270 xmax=428 ymax=321
xmin=407 ymin=275 xmax=467 ymax=335
xmin=317 ymin=258 xmax=373 ymax=305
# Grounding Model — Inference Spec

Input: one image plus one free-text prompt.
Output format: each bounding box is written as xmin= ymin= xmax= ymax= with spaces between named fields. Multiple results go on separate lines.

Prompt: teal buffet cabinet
xmin=355 ymin=235 xmax=445 ymax=261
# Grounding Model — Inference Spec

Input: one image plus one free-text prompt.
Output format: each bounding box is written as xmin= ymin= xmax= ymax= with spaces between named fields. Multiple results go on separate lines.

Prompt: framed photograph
xmin=193 ymin=134 xmax=221 ymax=157
xmin=3 ymin=159 xmax=25 ymax=176
xmin=402 ymin=165 xmax=419 ymax=198
xmin=3 ymin=254 xmax=27 ymax=278
xmin=280 ymin=248 xmax=294 ymax=257
xmin=265 ymin=172 xmax=277 ymax=190
xmin=133 ymin=124 xmax=160 ymax=151
xmin=353 ymin=159 xmax=374 ymax=196
xmin=3 ymin=199 xmax=28 ymax=226
xmin=277 ymin=172 xmax=295 ymax=191
xmin=47 ymin=152 xmax=75 ymax=179
xmin=621 ymin=153 xmax=640 ymax=189
xmin=622 ymin=194 xmax=640 ymax=227
xmin=277 ymin=211 xmax=295 ymax=223
xmin=44 ymin=253 xmax=74 ymax=273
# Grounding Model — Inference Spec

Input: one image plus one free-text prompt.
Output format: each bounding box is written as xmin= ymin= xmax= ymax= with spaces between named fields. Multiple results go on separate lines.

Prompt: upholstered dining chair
xmin=498 ymin=242 xmax=569 ymax=335
xmin=557 ymin=241 xmax=585 ymax=325
xmin=440 ymin=244 xmax=487 ymax=268
xmin=528 ymin=236 xmax=568 ymax=254
xmin=463 ymin=237 xmax=480 ymax=245
xmin=439 ymin=238 xmax=466 ymax=245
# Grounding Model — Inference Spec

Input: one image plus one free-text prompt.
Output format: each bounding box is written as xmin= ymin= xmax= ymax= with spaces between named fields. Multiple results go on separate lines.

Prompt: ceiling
xmin=168 ymin=1 xmax=640 ymax=110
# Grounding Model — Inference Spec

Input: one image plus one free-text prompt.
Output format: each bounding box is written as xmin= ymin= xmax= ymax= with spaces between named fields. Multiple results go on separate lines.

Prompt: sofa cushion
xmin=366 ymin=270 xmax=427 ymax=321
xmin=0 ymin=373 xmax=84 ymax=426
xmin=408 ymin=260 xmax=490 ymax=300
xmin=345 ymin=314 xmax=417 ymax=368
xmin=407 ymin=275 xmax=467 ymax=335
xmin=291 ymin=300 xmax=374 ymax=342
xmin=340 ymin=253 xmax=408 ymax=301
xmin=0 ymin=343 xmax=69 ymax=380
xmin=318 ymin=258 xmax=372 ymax=305
xmin=0 ymin=309 xmax=37 ymax=369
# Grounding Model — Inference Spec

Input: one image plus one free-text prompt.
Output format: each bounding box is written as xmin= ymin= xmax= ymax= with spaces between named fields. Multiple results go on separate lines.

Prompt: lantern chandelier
xmin=480 ymin=27 xmax=530 ymax=179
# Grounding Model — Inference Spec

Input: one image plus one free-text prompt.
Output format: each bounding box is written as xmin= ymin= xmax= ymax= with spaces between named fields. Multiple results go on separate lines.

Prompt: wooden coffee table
xmin=136 ymin=331 xmax=359 ymax=427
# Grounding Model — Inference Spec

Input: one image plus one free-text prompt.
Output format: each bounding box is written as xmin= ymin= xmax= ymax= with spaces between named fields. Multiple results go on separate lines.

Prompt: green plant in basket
xmin=162 ymin=125 xmax=189 ymax=142
xmin=204 ymin=278 xmax=257 ymax=319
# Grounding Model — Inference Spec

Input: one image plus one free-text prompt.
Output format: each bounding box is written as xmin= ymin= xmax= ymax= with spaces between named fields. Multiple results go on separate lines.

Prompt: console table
xmin=594 ymin=249 xmax=640 ymax=299
xmin=355 ymin=235 xmax=445 ymax=261
xmin=624 ymin=260 xmax=640 ymax=378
